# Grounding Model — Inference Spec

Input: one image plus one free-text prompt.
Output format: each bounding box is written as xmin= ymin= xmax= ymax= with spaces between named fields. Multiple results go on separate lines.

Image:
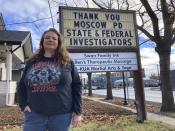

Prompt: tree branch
xmin=120 ymin=0 xmax=125 ymax=9
xmin=64 ymin=0 xmax=68 ymax=6
xmin=170 ymin=0 xmax=175 ymax=10
xmin=137 ymin=25 xmax=156 ymax=42
xmin=92 ymin=0 xmax=106 ymax=9
xmin=116 ymin=0 xmax=120 ymax=9
xmin=140 ymin=0 xmax=161 ymax=41
xmin=108 ymin=0 xmax=112 ymax=9
xmin=84 ymin=0 xmax=89 ymax=8
xmin=125 ymin=0 xmax=129 ymax=10
xmin=157 ymin=0 xmax=161 ymax=11
xmin=160 ymin=0 xmax=170 ymax=19
xmin=129 ymin=3 xmax=142 ymax=9
xmin=73 ymin=0 xmax=78 ymax=7
xmin=137 ymin=5 xmax=145 ymax=27
xmin=99 ymin=0 xmax=109 ymax=8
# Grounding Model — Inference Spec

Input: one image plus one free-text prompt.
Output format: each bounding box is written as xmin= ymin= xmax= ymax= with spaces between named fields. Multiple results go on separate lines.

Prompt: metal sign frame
xmin=59 ymin=6 xmax=140 ymax=72
xmin=59 ymin=6 xmax=139 ymax=51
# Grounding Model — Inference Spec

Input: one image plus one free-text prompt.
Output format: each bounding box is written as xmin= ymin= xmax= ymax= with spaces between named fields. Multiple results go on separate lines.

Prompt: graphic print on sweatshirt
xmin=27 ymin=61 xmax=61 ymax=93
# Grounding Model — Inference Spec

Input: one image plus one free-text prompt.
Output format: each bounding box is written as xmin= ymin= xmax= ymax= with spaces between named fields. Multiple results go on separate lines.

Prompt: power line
xmin=139 ymin=39 xmax=152 ymax=46
xmin=0 ymin=15 xmax=57 ymax=27
xmin=0 ymin=15 xmax=57 ymax=33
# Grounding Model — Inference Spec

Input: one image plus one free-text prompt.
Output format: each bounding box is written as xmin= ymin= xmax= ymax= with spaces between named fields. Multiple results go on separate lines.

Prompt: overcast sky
xmin=0 ymin=0 xmax=174 ymax=70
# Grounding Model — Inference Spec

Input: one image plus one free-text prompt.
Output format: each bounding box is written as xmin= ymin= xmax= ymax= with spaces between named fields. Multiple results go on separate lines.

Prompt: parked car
xmin=91 ymin=86 xmax=98 ymax=90
xmin=113 ymin=78 xmax=133 ymax=88
xmin=143 ymin=78 xmax=159 ymax=87
xmin=91 ymin=76 xmax=106 ymax=90
xmin=114 ymin=77 xmax=159 ymax=88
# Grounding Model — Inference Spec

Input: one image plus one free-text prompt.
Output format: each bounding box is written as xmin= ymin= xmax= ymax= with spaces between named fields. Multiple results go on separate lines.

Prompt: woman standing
xmin=17 ymin=28 xmax=82 ymax=131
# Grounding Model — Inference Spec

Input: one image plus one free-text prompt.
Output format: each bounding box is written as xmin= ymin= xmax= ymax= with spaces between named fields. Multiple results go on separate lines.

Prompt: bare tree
xmin=138 ymin=0 xmax=175 ymax=112
xmin=92 ymin=0 xmax=175 ymax=112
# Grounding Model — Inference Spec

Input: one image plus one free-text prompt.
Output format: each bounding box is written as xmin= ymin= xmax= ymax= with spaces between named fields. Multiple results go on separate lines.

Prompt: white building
xmin=0 ymin=13 xmax=33 ymax=106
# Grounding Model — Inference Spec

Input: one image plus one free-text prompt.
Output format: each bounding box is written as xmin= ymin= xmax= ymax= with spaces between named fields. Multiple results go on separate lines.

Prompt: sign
xmin=70 ymin=52 xmax=138 ymax=72
xmin=59 ymin=6 xmax=138 ymax=49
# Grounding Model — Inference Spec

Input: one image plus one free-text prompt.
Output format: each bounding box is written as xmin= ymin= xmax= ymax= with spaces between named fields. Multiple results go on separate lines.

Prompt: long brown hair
xmin=32 ymin=28 xmax=71 ymax=66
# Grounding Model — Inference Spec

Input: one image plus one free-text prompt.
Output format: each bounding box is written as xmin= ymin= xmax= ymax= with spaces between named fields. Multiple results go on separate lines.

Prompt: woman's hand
xmin=72 ymin=114 xmax=82 ymax=128
xmin=23 ymin=105 xmax=31 ymax=113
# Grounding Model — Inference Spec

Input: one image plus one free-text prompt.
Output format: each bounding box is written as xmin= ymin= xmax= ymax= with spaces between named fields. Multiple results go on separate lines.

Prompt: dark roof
xmin=0 ymin=30 xmax=31 ymax=45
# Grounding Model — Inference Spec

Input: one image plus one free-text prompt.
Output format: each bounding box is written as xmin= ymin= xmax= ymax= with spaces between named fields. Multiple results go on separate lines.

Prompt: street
xmin=88 ymin=87 xmax=175 ymax=103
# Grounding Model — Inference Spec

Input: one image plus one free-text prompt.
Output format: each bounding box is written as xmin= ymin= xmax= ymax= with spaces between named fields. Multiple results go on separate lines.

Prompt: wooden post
xmin=87 ymin=72 xmax=92 ymax=96
xmin=133 ymin=50 xmax=147 ymax=122
xmin=106 ymin=72 xmax=113 ymax=99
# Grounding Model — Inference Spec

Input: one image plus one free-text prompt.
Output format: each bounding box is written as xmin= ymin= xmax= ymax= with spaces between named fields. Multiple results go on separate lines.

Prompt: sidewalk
xmin=83 ymin=96 xmax=175 ymax=128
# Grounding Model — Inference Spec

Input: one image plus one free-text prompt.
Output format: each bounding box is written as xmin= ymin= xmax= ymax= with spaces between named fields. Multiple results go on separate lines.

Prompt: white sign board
xmin=70 ymin=52 xmax=138 ymax=72
xmin=60 ymin=7 xmax=138 ymax=49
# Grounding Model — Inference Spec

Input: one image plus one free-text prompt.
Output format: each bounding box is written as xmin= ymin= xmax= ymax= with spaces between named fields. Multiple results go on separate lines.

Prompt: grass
xmin=71 ymin=119 xmax=175 ymax=131
xmin=1 ymin=118 xmax=174 ymax=131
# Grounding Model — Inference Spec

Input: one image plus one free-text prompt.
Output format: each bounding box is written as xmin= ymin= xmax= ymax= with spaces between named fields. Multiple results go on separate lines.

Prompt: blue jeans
xmin=23 ymin=111 xmax=72 ymax=131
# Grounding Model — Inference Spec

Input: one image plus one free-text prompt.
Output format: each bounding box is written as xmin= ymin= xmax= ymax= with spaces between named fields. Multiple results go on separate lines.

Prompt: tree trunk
xmin=87 ymin=72 xmax=92 ymax=96
xmin=158 ymin=50 xmax=175 ymax=111
xmin=106 ymin=72 xmax=113 ymax=99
